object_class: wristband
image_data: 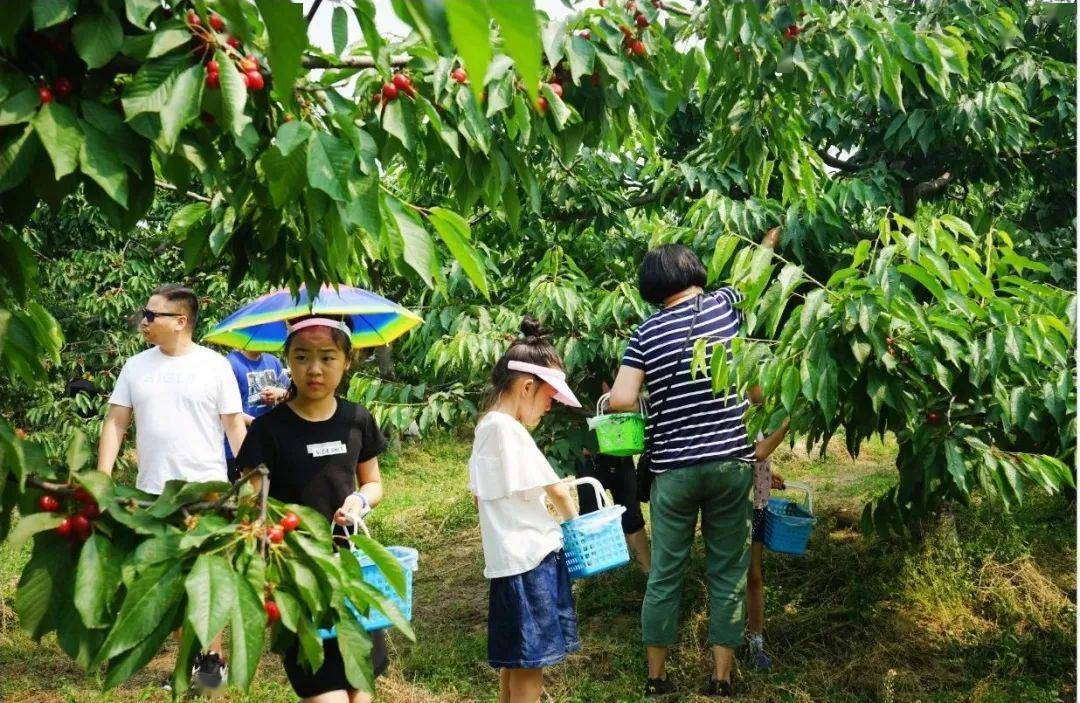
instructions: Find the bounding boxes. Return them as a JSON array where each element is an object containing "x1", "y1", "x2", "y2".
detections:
[{"x1": 350, "y1": 491, "x2": 371, "y2": 516}]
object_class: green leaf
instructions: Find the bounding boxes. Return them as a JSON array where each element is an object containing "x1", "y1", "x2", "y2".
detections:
[
  {"x1": 160, "y1": 65, "x2": 204, "y2": 152},
  {"x1": 445, "y1": 0, "x2": 492, "y2": 105},
  {"x1": 349, "y1": 533, "x2": 407, "y2": 598},
  {"x1": 126, "y1": 0, "x2": 160, "y2": 29},
  {"x1": 103, "y1": 599, "x2": 180, "y2": 689},
  {"x1": 7, "y1": 512, "x2": 63, "y2": 551},
  {"x1": 32, "y1": 103, "x2": 81, "y2": 179},
  {"x1": 99, "y1": 562, "x2": 185, "y2": 662},
  {"x1": 74, "y1": 533, "x2": 123, "y2": 628},
  {"x1": 382, "y1": 97, "x2": 417, "y2": 152},
  {"x1": 275, "y1": 120, "x2": 313, "y2": 156},
  {"x1": 337, "y1": 613, "x2": 375, "y2": 692},
  {"x1": 147, "y1": 24, "x2": 194, "y2": 58},
  {"x1": 429, "y1": 207, "x2": 488, "y2": 298},
  {"x1": 566, "y1": 34, "x2": 596, "y2": 85},
  {"x1": 79, "y1": 120, "x2": 128, "y2": 207},
  {"x1": 73, "y1": 6, "x2": 123, "y2": 69},
  {"x1": 944, "y1": 440, "x2": 967, "y2": 492},
  {"x1": 260, "y1": 144, "x2": 307, "y2": 208},
  {"x1": 297, "y1": 616, "x2": 325, "y2": 672},
  {"x1": 385, "y1": 195, "x2": 437, "y2": 289},
  {"x1": 0, "y1": 125, "x2": 40, "y2": 194},
  {"x1": 896, "y1": 263, "x2": 947, "y2": 302},
  {"x1": 0, "y1": 88, "x2": 39, "y2": 127},
  {"x1": 487, "y1": 0, "x2": 541, "y2": 106},
  {"x1": 255, "y1": 0, "x2": 307, "y2": 107},
  {"x1": 15, "y1": 536, "x2": 72, "y2": 639},
  {"x1": 228, "y1": 573, "x2": 266, "y2": 689},
  {"x1": 332, "y1": 5, "x2": 349, "y2": 54},
  {"x1": 780, "y1": 365, "x2": 799, "y2": 412},
  {"x1": 171, "y1": 620, "x2": 198, "y2": 697},
  {"x1": 306, "y1": 132, "x2": 354, "y2": 201},
  {"x1": 185, "y1": 554, "x2": 237, "y2": 648},
  {"x1": 33, "y1": 0, "x2": 76, "y2": 29},
  {"x1": 216, "y1": 49, "x2": 252, "y2": 136},
  {"x1": 122, "y1": 53, "x2": 188, "y2": 118}
]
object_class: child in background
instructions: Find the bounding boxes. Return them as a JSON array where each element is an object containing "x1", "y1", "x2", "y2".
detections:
[
  {"x1": 746, "y1": 421, "x2": 790, "y2": 670},
  {"x1": 468, "y1": 317, "x2": 583, "y2": 703}
]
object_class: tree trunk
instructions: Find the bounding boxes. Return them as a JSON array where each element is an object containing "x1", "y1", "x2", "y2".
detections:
[{"x1": 374, "y1": 345, "x2": 397, "y2": 380}]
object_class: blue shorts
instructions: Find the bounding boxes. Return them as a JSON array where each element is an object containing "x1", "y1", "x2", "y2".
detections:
[
  {"x1": 488, "y1": 549, "x2": 581, "y2": 669},
  {"x1": 752, "y1": 507, "x2": 767, "y2": 544}
]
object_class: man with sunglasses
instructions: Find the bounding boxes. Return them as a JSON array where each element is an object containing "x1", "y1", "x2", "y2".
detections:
[{"x1": 96, "y1": 283, "x2": 245, "y2": 693}]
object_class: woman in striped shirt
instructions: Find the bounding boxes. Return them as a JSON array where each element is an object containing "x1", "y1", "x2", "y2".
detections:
[{"x1": 609, "y1": 238, "x2": 777, "y2": 699}]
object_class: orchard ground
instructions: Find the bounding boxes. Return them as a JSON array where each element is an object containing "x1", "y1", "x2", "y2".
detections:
[{"x1": 1, "y1": 432, "x2": 1074, "y2": 703}]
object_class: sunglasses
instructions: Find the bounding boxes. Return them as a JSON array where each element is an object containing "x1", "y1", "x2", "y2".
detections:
[{"x1": 140, "y1": 309, "x2": 183, "y2": 323}]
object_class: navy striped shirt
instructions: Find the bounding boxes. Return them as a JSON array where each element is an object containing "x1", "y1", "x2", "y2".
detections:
[{"x1": 622, "y1": 287, "x2": 755, "y2": 471}]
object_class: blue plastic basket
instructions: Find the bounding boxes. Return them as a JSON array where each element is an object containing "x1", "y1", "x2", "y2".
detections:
[
  {"x1": 319, "y1": 520, "x2": 419, "y2": 639},
  {"x1": 762, "y1": 481, "x2": 815, "y2": 556},
  {"x1": 561, "y1": 477, "x2": 630, "y2": 579}
]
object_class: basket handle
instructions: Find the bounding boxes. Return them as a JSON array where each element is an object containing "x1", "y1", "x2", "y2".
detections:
[
  {"x1": 331, "y1": 513, "x2": 372, "y2": 540},
  {"x1": 566, "y1": 476, "x2": 612, "y2": 510},
  {"x1": 596, "y1": 391, "x2": 648, "y2": 419},
  {"x1": 777, "y1": 480, "x2": 813, "y2": 514}
]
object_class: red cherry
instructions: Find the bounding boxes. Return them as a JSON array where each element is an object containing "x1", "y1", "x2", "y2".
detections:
[
  {"x1": 652, "y1": 0, "x2": 663, "y2": 7},
  {"x1": 268, "y1": 525, "x2": 285, "y2": 543},
  {"x1": 629, "y1": 40, "x2": 646, "y2": 56},
  {"x1": 626, "y1": 1, "x2": 637, "y2": 11},
  {"x1": 451, "y1": 67, "x2": 468, "y2": 84},
  {"x1": 239, "y1": 56, "x2": 258, "y2": 72},
  {"x1": 590, "y1": 71, "x2": 601, "y2": 87},
  {"x1": 926, "y1": 411, "x2": 942, "y2": 425},
  {"x1": 162, "y1": 6, "x2": 174, "y2": 19},
  {"x1": 38, "y1": 87, "x2": 53, "y2": 104},
  {"x1": 209, "y1": 13, "x2": 225, "y2": 31},
  {"x1": 619, "y1": 24, "x2": 634, "y2": 37},
  {"x1": 548, "y1": 81, "x2": 564, "y2": 98},
  {"x1": 206, "y1": 72, "x2": 220, "y2": 88},
  {"x1": 200, "y1": 112, "x2": 215, "y2": 125},
  {"x1": 226, "y1": 35, "x2": 241, "y2": 49},
  {"x1": 264, "y1": 600, "x2": 281, "y2": 622},
  {"x1": 73, "y1": 487, "x2": 93, "y2": 503},
  {"x1": 381, "y1": 83, "x2": 399, "y2": 101},
  {"x1": 392, "y1": 73, "x2": 411, "y2": 90},
  {"x1": 14, "y1": 428, "x2": 26, "y2": 439},
  {"x1": 280, "y1": 512, "x2": 301, "y2": 532},
  {"x1": 80, "y1": 501, "x2": 101, "y2": 520},
  {"x1": 599, "y1": 0, "x2": 605, "y2": 5},
  {"x1": 635, "y1": 12, "x2": 649, "y2": 27},
  {"x1": 372, "y1": 90, "x2": 382, "y2": 103},
  {"x1": 71, "y1": 514, "x2": 91, "y2": 541},
  {"x1": 536, "y1": 96, "x2": 549, "y2": 115},
  {"x1": 580, "y1": 30, "x2": 591, "y2": 40},
  {"x1": 56, "y1": 517, "x2": 73, "y2": 538},
  {"x1": 245, "y1": 70, "x2": 264, "y2": 90},
  {"x1": 38, "y1": 495, "x2": 60, "y2": 512},
  {"x1": 54, "y1": 77, "x2": 74, "y2": 98},
  {"x1": 206, "y1": 60, "x2": 220, "y2": 73},
  {"x1": 186, "y1": 11, "x2": 200, "y2": 27}
]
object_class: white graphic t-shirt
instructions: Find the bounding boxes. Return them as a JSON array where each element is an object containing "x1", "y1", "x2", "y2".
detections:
[{"x1": 109, "y1": 345, "x2": 243, "y2": 494}]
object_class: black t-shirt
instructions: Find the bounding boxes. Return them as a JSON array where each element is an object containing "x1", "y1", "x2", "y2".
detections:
[{"x1": 235, "y1": 398, "x2": 388, "y2": 521}]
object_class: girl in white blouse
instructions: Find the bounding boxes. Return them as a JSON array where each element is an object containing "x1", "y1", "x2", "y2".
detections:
[{"x1": 468, "y1": 317, "x2": 582, "y2": 703}]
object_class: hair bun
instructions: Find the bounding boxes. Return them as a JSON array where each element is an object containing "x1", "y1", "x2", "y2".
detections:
[{"x1": 519, "y1": 315, "x2": 548, "y2": 342}]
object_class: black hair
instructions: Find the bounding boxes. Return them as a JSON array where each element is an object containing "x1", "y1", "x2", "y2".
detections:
[
  {"x1": 152, "y1": 284, "x2": 198, "y2": 328},
  {"x1": 482, "y1": 316, "x2": 564, "y2": 412},
  {"x1": 637, "y1": 244, "x2": 708, "y2": 305},
  {"x1": 281, "y1": 315, "x2": 354, "y2": 401}
]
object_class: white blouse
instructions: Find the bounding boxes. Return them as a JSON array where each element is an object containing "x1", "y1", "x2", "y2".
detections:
[{"x1": 468, "y1": 411, "x2": 564, "y2": 578}]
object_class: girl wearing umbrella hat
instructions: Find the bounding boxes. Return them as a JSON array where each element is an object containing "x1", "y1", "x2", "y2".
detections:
[{"x1": 234, "y1": 315, "x2": 389, "y2": 703}]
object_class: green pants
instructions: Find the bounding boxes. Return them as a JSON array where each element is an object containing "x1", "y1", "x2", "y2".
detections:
[{"x1": 641, "y1": 459, "x2": 752, "y2": 648}]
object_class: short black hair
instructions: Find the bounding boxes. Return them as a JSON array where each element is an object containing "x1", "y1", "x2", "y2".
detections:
[
  {"x1": 637, "y1": 244, "x2": 708, "y2": 305},
  {"x1": 152, "y1": 284, "x2": 198, "y2": 328}
]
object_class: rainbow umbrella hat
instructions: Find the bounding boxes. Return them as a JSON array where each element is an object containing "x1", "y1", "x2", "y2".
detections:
[{"x1": 203, "y1": 285, "x2": 423, "y2": 352}]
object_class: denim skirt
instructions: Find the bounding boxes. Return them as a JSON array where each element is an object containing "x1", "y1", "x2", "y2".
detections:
[{"x1": 488, "y1": 549, "x2": 580, "y2": 669}]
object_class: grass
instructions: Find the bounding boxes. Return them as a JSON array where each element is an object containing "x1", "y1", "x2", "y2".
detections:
[{"x1": 1, "y1": 430, "x2": 1075, "y2": 702}]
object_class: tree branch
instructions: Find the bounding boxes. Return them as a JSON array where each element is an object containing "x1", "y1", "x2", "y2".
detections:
[
  {"x1": 302, "y1": 53, "x2": 411, "y2": 70},
  {"x1": 914, "y1": 172, "x2": 953, "y2": 198},
  {"x1": 305, "y1": 0, "x2": 324, "y2": 24},
  {"x1": 154, "y1": 179, "x2": 212, "y2": 204},
  {"x1": 546, "y1": 185, "x2": 698, "y2": 222},
  {"x1": 817, "y1": 149, "x2": 864, "y2": 173}
]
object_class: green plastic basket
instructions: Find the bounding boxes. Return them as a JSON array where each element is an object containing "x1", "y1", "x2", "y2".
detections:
[{"x1": 587, "y1": 393, "x2": 646, "y2": 457}]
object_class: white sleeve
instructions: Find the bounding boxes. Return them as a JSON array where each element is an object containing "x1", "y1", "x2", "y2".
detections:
[
  {"x1": 469, "y1": 419, "x2": 559, "y2": 501},
  {"x1": 108, "y1": 361, "x2": 133, "y2": 408},
  {"x1": 216, "y1": 357, "x2": 243, "y2": 414}
]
